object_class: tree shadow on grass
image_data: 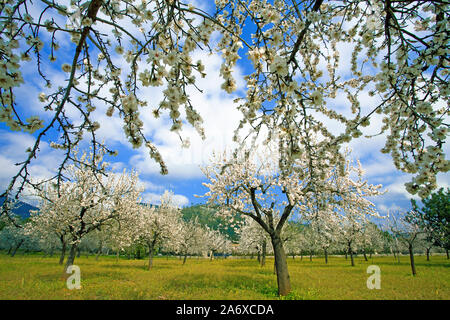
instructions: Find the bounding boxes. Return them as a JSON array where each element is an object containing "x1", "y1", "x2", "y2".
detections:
[
  {"x1": 415, "y1": 262, "x2": 450, "y2": 268},
  {"x1": 101, "y1": 262, "x2": 176, "y2": 271}
]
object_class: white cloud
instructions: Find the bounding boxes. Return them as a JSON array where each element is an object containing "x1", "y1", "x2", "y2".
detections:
[
  {"x1": 127, "y1": 48, "x2": 245, "y2": 180},
  {"x1": 377, "y1": 203, "x2": 404, "y2": 215},
  {"x1": 0, "y1": 130, "x2": 66, "y2": 202},
  {"x1": 142, "y1": 191, "x2": 189, "y2": 208}
]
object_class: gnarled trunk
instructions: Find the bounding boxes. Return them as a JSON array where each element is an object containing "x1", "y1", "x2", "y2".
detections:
[
  {"x1": 348, "y1": 243, "x2": 354, "y2": 267},
  {"x1": 11, "y1": 239, "x2": 24, "y2": 257},
  {"x1": 59, "y1": 241, "x2": 67, "y2": 265},
  {"x1": 271, "y1": 234, "x2": 291, "y2": 296},
  {"x1": 64, "y1": 243, "x2": 78, "y2": 272}
]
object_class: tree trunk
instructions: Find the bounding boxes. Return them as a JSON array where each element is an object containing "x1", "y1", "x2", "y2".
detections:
[
  {"x1": 426, "y1": 248, "x2": 430, "y2": 261},
  {"x1": 59, "y1": 241, "x2": 67, "y2": 265},
  {"x1": 95, "y1": 242, "x2": 102, "y2": 261},
  {"x1": 97, "y1": 250, "x2": 103, "y2": 260},
  {"x1": 183, "y1": 253, "x2": 188, "y2": 265},
  {"x1": 147, "y1": 241, "x2": 155, "y2": 270},
  {"x1": 363, "y1": 249, "x2": 368, "y2": 262},
  {"x1": 136, "y1": 247, "x2": 141, "y2": 260},
  {"x1": 271, "y1": 234, "x2": 291, "y2": 296},
  {"x1": 408, "y1": 244, "x2": 416, "y2": 276},
  {"x1": 11, "y1": 239, "x2": 24, "y2": 257},
  {"x1": 261, "y1": 239, "x2": 267, "y2": 267},
  {"x1": 446, "y1": 249, "x2": 449, "y2": 259},
  {"x1": 64, "y1": 243, "x2": 78, "y2": 272},
  {"x1": 257, "y1": 250, "x2": 261, "y2": 264},
  {"x1": 348, "y1": 244, "x2": 354, "y2": 267},
  {"x1": 324, "y1": 248, "x2": 328, "y2": 264}
]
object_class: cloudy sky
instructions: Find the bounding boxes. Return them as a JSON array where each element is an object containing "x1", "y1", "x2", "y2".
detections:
[{"x1": 1, "y1": 1, "x2": 448, "y2": 214}]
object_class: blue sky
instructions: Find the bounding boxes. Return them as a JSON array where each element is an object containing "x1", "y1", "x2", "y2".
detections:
[{"x1": 1, "y1": 0, "x2": 448, "y2": 215}]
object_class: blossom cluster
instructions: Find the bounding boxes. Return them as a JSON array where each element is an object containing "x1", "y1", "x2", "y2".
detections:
[{"x1": 0, "y1": 0, "x2": 448, "y2": 216}]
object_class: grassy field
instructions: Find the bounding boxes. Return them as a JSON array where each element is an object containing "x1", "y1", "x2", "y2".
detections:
[{"x1": 0, "y1": 252, "x2": 448, "y2": 300}]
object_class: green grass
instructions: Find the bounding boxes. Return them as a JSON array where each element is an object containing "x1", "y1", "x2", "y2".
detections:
[{"x1": 0, "y1": 252, "x2": 448, "y2": 299}]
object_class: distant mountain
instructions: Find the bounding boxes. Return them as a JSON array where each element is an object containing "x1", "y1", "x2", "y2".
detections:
[{"x1": 0, "y1": 197, "x2": 38, "y2": 220}]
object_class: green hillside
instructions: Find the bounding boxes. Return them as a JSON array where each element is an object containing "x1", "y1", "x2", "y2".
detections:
[{"x1": 181, "y1": 204, "x2": 243, "y2": 242}]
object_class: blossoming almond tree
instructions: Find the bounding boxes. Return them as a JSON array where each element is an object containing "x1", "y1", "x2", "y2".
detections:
[
  {"x1": 135, "y1": 190, "x2": 182, "y2": 270},
  {"x1": 359, "y1": 220, "x2": 385, "y2": 261},
  {"x1": 203, "y1": 226, "x2": 232, "y2": 260},
  {"x1": 332, "y1": 158, "x2": 385, "y2": 266},
  {"x1": 25, "y1": 207, "x2": 71, "y2": 265},
  {"x1": 385, "y1": 210, "x2": 423, "y2": 276},
  {"x1": 201, "y1": 143, "x2": 384, "y2": 295},
  {"x1": 302, "y1": 224, "x2": 321, "y2": 261},
  {"x1": 173, "y1": 217, "x2": 206, "y2": 265},
  {"x1": 237, "y1": 216, "x2": 270, "y2": 265},
  {"x1": 307, "y1": 211, "x2": 340, "y2": 264},
  {"x1": 1, "y1": 1, "x2": 448, "y2": 223},
  {"x1": 30, "y1": 148, "x2": 143, "y2": 271},
  {"x1": 0, "y1": 220, "x2": 27, "y2": 256}
]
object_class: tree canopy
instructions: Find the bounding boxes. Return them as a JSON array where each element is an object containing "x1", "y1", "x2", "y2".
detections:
[{"x1": 0, "y1": 0, "x2": 448, "y2": 219}]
